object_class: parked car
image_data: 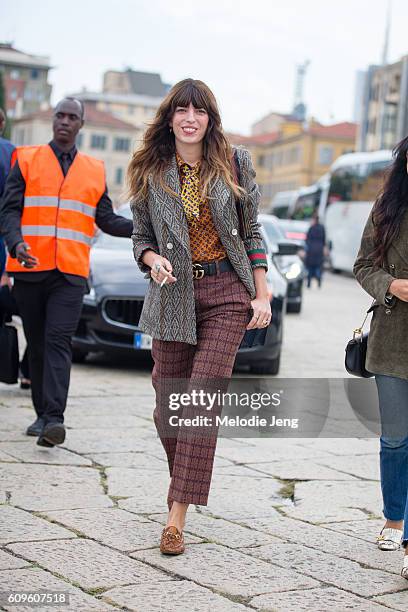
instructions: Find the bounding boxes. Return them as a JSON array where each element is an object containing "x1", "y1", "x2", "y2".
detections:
[
  {"x1": 72, "y1": 204, "x2": 288, "y2": 375},
  {"x1": 259, "y1": 214, "x2": 305, "y2": 314},
  {"x1": 276, "y1": 218, "x2": 309, "y2": 251}
]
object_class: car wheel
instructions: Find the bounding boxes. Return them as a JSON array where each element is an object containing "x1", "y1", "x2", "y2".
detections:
[
  {"x1": 251, "y1": 354, "x2": 281, "y2": 376},
  {"x1": 287, "y1": 301, "x2": 302, "y2": 314},
  {"x1": 72, "y1": 348, "x2": 88, "y2": 363}
]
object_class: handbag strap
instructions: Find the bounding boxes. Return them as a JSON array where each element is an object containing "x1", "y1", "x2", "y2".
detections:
[{"x1": 353, "y1": 298, "x2": 376, "y2": 339}]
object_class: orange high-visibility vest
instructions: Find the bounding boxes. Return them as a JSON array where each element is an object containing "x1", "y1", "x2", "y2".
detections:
[{"x1": 7, "y1": 144, "x2": 105, "y2": 278}]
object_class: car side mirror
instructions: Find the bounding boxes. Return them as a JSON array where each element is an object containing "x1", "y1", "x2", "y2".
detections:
[{"x1": 277, "y1": 241, "x2": 300, "y2": 256}]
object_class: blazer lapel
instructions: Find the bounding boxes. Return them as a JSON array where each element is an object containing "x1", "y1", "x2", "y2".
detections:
[
  {"x1": 152, "y1": 155, "x2": 190, "y2": 251},
  {"x1": 208, "y1": 175, "x2": 235, "y2": 228}
]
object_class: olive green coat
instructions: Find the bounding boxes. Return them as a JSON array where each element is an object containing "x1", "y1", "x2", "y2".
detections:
[{"x1": 353, "y1": 211, "x2": 408, "y2": 379}]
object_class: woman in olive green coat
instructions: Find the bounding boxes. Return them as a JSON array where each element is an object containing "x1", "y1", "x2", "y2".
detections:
[{"x1": 354, "y1": 136, "x2": 408, "y2": 578}]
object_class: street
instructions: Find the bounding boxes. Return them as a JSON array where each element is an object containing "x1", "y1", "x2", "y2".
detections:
[{"x1": 0, "y1": 272, "x2": 407, "y2": 611}]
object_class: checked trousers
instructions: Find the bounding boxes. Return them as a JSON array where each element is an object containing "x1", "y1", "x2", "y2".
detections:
[{"x1": 151, "y1": 270, "x2": 252, "y2": 506}]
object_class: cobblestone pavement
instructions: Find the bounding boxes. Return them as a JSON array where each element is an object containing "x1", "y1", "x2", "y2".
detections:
[{"x1": 1, "y1": 273, "x2": 407, "y2": 611}]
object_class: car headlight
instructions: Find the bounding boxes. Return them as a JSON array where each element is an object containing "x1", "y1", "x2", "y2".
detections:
[
  {"x1": 83, "y1": 286, "x2": 97, "y2": 306},
  {"x1": 285, "y1": 262, "x2": 302, "y2": 280}
]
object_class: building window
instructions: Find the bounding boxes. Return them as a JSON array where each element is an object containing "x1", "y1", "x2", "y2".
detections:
[
  {"x1": 76, "y1": 133, "x2": 84, "y2": 148},
  {"x1": 10, "y1": 88, "x2": 18, "y2": 100},
  {"x1": 31, "y1": 69, "x2": 39, "y2": 79},
  {"x1": 115, "y1": 167, "x2": 124, "y2": 185},
  {"x1": 113, "y1": 137, "x2": 130, "y2": 152},
  {"x1": 318, "y1": 146, "x2": 334, "y2": 166},
  {"x1": 91, "y1": 134, "x2": 107, "y2": 150},
  {"x1": 10, "y1": 69, "x2": 20, "y2": 80}
]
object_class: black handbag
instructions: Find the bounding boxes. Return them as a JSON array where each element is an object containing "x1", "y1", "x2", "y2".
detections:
[
  {"x1": 345, "y1": 301, "x2": 375, "y2": 378},
  {"x1": 231, "y1": 149, "x2": 252, "y2": 240},
  {"x1": 0, "y1": 317, "x2": 19, "y2": 384}
]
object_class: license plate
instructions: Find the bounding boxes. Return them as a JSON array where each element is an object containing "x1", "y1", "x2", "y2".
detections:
[{"x1": 133, "y1": 332, "x2": 152, "y2": 350}]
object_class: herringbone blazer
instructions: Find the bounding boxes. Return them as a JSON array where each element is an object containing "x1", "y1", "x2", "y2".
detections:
[{"x1": 131, "y1": 147, "x2": 266, "y2": 345}]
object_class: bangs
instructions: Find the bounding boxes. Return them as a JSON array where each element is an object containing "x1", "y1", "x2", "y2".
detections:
[{"x1": 171, "y1": 81, "x2": 212, "y2": 112}]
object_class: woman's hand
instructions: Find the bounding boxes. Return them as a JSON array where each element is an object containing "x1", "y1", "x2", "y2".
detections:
[
  {"x1": 389, "y1": 279, "x2": 408, "y2": 302},
  {"x1": 150, "y1": 256, "x2": 177, "y2": 286},
  {"x1": 247, "y1": 297, "x2": 272, "y2": 330}
]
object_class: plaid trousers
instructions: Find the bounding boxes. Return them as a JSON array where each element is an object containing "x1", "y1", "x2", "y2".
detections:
[{"x1": 151, "y1": 269, "x2": 252, "y2": 506}]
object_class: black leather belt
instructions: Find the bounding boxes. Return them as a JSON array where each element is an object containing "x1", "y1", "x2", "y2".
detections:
[{"x1": 192, "y1": 258, "x2": 234, "y2": 279}]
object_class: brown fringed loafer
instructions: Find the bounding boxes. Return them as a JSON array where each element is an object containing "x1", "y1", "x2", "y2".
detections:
[{"x1": 160, "y1": 526, "x2": 185, "y2": 555}]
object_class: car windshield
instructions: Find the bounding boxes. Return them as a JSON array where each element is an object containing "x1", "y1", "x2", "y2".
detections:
[
  {"x1": 93, "y1": 205, "x2": 132, "y2": 250},
  {"x1": 261, "y1": 219, "x2": 285, "y2": 245}
]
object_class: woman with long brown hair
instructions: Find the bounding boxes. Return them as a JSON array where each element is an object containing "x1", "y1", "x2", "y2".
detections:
[
  {"x1": 127, "y1": 79, "x2": 270, "y2": 554},
  {"x1": 354, "y1": 136, "x2": 408, "y2": 578}
]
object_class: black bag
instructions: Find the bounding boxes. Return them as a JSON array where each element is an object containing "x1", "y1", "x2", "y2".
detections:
[
  {"x1": 0, "y1": 320, "x2": 19, "y2": 384},
  {"x1": 231, "y1": 149, "x2": 252, "y2": 240},
  {"x1": 345, "y1": 301, "x2": 375, "y2": 378}
]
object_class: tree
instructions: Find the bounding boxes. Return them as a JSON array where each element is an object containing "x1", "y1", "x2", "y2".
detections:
[{"x1": 0, "y1": 71, "x2": 11, "y2": 139}]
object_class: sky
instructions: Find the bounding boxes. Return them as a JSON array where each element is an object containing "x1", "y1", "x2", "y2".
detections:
[{"x1": 2, "y1": 0, "x2": 407, "y2": 134}]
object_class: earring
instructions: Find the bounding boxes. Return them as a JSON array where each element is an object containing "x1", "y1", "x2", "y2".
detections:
[{"x1": 169, "y1": 126, "x2": 173, "y2": 133}]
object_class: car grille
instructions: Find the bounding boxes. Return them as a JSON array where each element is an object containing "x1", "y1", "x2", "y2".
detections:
[{"x1": 103, "y1": 298, "x2": 144, "y2": 328}]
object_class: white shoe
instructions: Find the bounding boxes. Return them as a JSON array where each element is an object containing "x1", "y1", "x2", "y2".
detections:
[
  {"x1": 401, "y1": 555, "x2": 408, "y2": 579},
  {"x1": 377, "y1": 528, "x2": 402, "y2": 551}
]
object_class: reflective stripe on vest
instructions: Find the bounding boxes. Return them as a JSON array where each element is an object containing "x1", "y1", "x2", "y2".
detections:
[
  {"x1": 6, "y1": 144, "x2": 105, "y2": 277},
  {"x1": 20, "y1": 225, "x2": 93, "y2": 246}
]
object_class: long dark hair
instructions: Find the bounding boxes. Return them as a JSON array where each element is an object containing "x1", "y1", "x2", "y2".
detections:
[
  {"x1": 372, "y1": 136, "x2": 408, "y2": 265},
  {"x1": 127, "y1": 78, "x2": 243, "y2": 203}
]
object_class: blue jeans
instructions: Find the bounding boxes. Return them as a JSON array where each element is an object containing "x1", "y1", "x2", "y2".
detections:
[
  {"x1": 376, "y1": 374, "x2": 408, "y2": 545},
  {"x1": 306, "y1": 265, "x2": 322, "y2": 287}
]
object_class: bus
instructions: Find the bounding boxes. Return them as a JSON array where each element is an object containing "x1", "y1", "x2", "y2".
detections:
[
  {"x1": 268, "y1": 190, "x2": 299, "y2": 218},
  {"x1": 324, "y1": 150, "x2": 393, "y2": 273}
]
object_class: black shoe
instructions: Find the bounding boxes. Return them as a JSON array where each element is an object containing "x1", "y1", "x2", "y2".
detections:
[
  {"x1": 26, "y1": 417, "x2": 45, "y2": 437},
  {"x1": 37, "y1": 423, "x2": 66, "y2": 447}
]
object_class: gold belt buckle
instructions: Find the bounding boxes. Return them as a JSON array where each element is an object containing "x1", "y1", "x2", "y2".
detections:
[{"x1": 192, "y1": 263, "x2": 205, "y2": 279}]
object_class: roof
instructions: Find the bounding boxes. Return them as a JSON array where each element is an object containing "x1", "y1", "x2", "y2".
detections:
[
  {"x1": 71, "y1": 90, "x2": 162, "y2": 108},
  {"x1": 0, "y1": 43, "x2": 51, "y2": 70},
  {"x1": 228, "y1": 121, "x2": 357, "y2": 147},
  {"x1": 308, "y1": 122, "x2": 357, "y2": 140},
  {"x1": 13, "y1": 104, "x2": 137, "y2": 130},
  {"x1": 125, "y1": 69, "x2": 169, "y2": 97}
]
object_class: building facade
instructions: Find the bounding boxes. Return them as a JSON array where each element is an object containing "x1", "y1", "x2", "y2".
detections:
[
  {"x1": 12, "y1": 104, "x2": 138, "y2": 206},
  {"x1": 230, "y1": 121, "x2": 356, "y2": 209},
  {"x1": 356, "y1": 55, "x2": 408, "y2": 152},
  {"x1": 0, "y1": 43, "x2": 52, "y2": 118}
]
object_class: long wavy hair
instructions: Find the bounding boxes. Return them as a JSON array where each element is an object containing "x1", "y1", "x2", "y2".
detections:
[
  {"x1": 127, "y1": 78, "x2": 243, "y2": 203},
  {"x1": 372, "y1": 136, "x2": 408, "y2": 265}
]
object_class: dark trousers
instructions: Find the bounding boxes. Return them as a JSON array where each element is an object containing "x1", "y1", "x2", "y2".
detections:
[
  {"x1": 306, "y1": 265, "x2": 322, "y2": 288},
  {"x1": 13, "y1": 272, "x2": 84, "y2": 424},
  {"x1": 152, "y1": 270, "x2": 251, "y2": 506}
]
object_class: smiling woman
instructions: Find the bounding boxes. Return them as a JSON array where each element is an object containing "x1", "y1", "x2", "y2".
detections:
[{"x1": 126, "y1": 78, "x2": 270, "y2": 555}]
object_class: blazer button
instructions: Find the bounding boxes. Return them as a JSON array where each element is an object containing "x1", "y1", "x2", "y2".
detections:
[
  {"x1": 231, "y1": 228, "x2": 238, "y2": 236},
  {"x1": 166, "y1": 243, "x2": 173, "y2": 249},
  {"x1": 385, "y1": 308, "x2": 391, "y2": 315}
]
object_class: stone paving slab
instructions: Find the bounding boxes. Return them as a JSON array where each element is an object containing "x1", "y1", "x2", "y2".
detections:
[
  {"x1": 240, "y1": 515, "x2": 401, "y2": 573},
  {"x1": 250, "y1": 586, "x2": 393, "y2": 611},
  {"x1": 65, "y1": 412, "x2": 150, "y2": 430},
  {"x1": 62, "y1": 428, "x2": 162, "y2": 454},
  {"x1": 0, "y1": 442, "x2": 93, "y2": 466},
  {"x1": 320, "y1": 518, "x2": 385, "y2": 543},
  {"x1": 244, "y1": 541, "x2": 407, "y2": 597},
  {"x1": 83, "y1": 451, "x2": 168, "y2": 470},
  {"x1": 149, "y1": 512, "x2": 281, "y2": 549},
  {"x1": 199, "y1": 474, "x2": 283, "y2": 520},
  {"x1": 0, "y1": 549, "x2": 31, "y2": 570},
  {"x1": 242, "y1": 459, "x2": 359, "y2": 481},
  {"x1": 282, "y1": 480, "x2": 382, "y2": 523},
  {"x1": 0, "y1": 464, "x2": 111, "y2": 511},
  {"x1": 0, "y1": 449, "x2": 18, "y2": 461},
  {"x1": 103, "y1": 580, "x2": 250, "y2": 611},
  {"x1": 106, "y1": 466, "x2": 170, "y2": 498},
  {"x1": 0, "y1": 507, "x2": 75, "y2": 545},
  {"x1": 8, "y1": 539, "x2": 174, "y2": 590},
  {"x1": 374, "y1": 590, "x2": 408, "y2": 611},
  {"x1": 0, "y1": 568, "x2": 116, "y2": 611},
  {"x1": 215, "y1": 439, "x2": 331, "y2": 464},
  {"x1": 316, "y1": 454, "x2": 380, "y2": 481},
  {"x1": 296, "y1": 438, "x2": 380, "y2": 456},
  {"x1": 44, "y1": 508, "x2": 202, "y2": 551},
  {"x1": 132, "y1": 543, "x2": 320, "y2": 597}
]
